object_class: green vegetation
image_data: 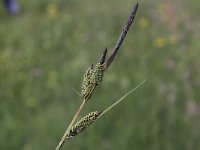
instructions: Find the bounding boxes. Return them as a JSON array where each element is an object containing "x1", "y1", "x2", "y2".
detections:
[{"x1": 0, "y1": 0, "x2": 200, "y2": 149}]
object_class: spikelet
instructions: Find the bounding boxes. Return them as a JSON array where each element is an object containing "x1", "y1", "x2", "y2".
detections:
[
  {"x1": 81, "y1": 65, "x2": 93, "y2": 99},
  {"x1": 91, "y1": 63, "x2": 105, "y2": 85},
  {"x1": 66, "y1": 111, "x2": 102, "y2": 139}
]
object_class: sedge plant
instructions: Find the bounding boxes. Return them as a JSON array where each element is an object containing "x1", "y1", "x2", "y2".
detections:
[{"x1": 55, "y1": 2, "x2": 153, "y2": 149}]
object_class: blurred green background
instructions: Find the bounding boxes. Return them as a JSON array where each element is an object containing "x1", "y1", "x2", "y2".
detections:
[{"x1": 0, "y1": 0, "x2": 200, "y2": 149}]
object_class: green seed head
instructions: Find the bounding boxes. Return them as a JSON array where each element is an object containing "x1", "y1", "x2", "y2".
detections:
[
  {"x1": 66, "y1": 111, "x2": 102, "y2": 139},
  {"x1": 91, "y1": 63, "x2": 105, "y2": 85},
  {"x1": 81, "y1": 66, "x2": 93, "y2": 99}
]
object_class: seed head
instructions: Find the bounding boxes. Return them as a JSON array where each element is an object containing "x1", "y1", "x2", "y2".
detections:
[{"x1": 66, "y1": 111, "x2": 102, "y2": 139}]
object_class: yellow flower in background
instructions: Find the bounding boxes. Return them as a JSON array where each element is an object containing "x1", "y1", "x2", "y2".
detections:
[
  {"x1": 139, "y1": 17, "x2": 150, "y2": 28},
  {"x1": 47, "y1": 2, "x2": 57, "y2": 18},
  {"x1": 154, "y1": 37, "x2": 167, "y2": 48}
]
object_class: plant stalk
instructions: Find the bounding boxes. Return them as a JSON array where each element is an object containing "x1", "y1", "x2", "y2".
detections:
[{"x1": 55, "y1": 99, "x2": 86, "y2": 150}]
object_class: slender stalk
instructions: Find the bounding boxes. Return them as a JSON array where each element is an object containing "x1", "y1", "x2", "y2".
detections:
[
  {"x1": 56, "y1": 84, "x2": 97, "y2": 150},
  {"x1": 58, "y1": 74, "x2": 154, "y2": 141},
  {"x1": 55, "y1": 99, "x2": 86, "y2": 150},
  {"x1": 56, "y1": 85, "x2": 97, "y2": 150},
  {"x1": 98, "y1": 73, "x2": 154, "y2": 118}
]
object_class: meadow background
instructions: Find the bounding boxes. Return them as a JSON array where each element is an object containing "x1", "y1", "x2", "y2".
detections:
[{"x1": 0, "y1": 0, "x2": 200, "y2": 149}]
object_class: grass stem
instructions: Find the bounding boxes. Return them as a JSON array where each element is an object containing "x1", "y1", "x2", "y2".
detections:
[
  {"x1": 99, "y1": 73, "x2": 154, "y2": 118},
  {"x1": 55, "y1": 99, "x2": 86, "y2": 150}
]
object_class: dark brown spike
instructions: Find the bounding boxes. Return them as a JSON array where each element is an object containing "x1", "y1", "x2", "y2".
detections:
[
  {"x1": 100, "y1": 47, "x2": 108, "y2": 65},
  {"x1": 105, "y1": 3, "x2": 139, "y2": 69}
]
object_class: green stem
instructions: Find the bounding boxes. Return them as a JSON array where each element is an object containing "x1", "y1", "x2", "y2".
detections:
[
  {"x1": 99, "y1": 74, "x2": 154, "y2": 118},
  {"x1": 56, "y1": 74, "x2": 154, "y2": 149},
  {"x1": 55, "y1": 99, "x2": 86, "y2": 150},
  {"x1": 55, "y1": 84, "x2": 97, "y2": 150}
]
